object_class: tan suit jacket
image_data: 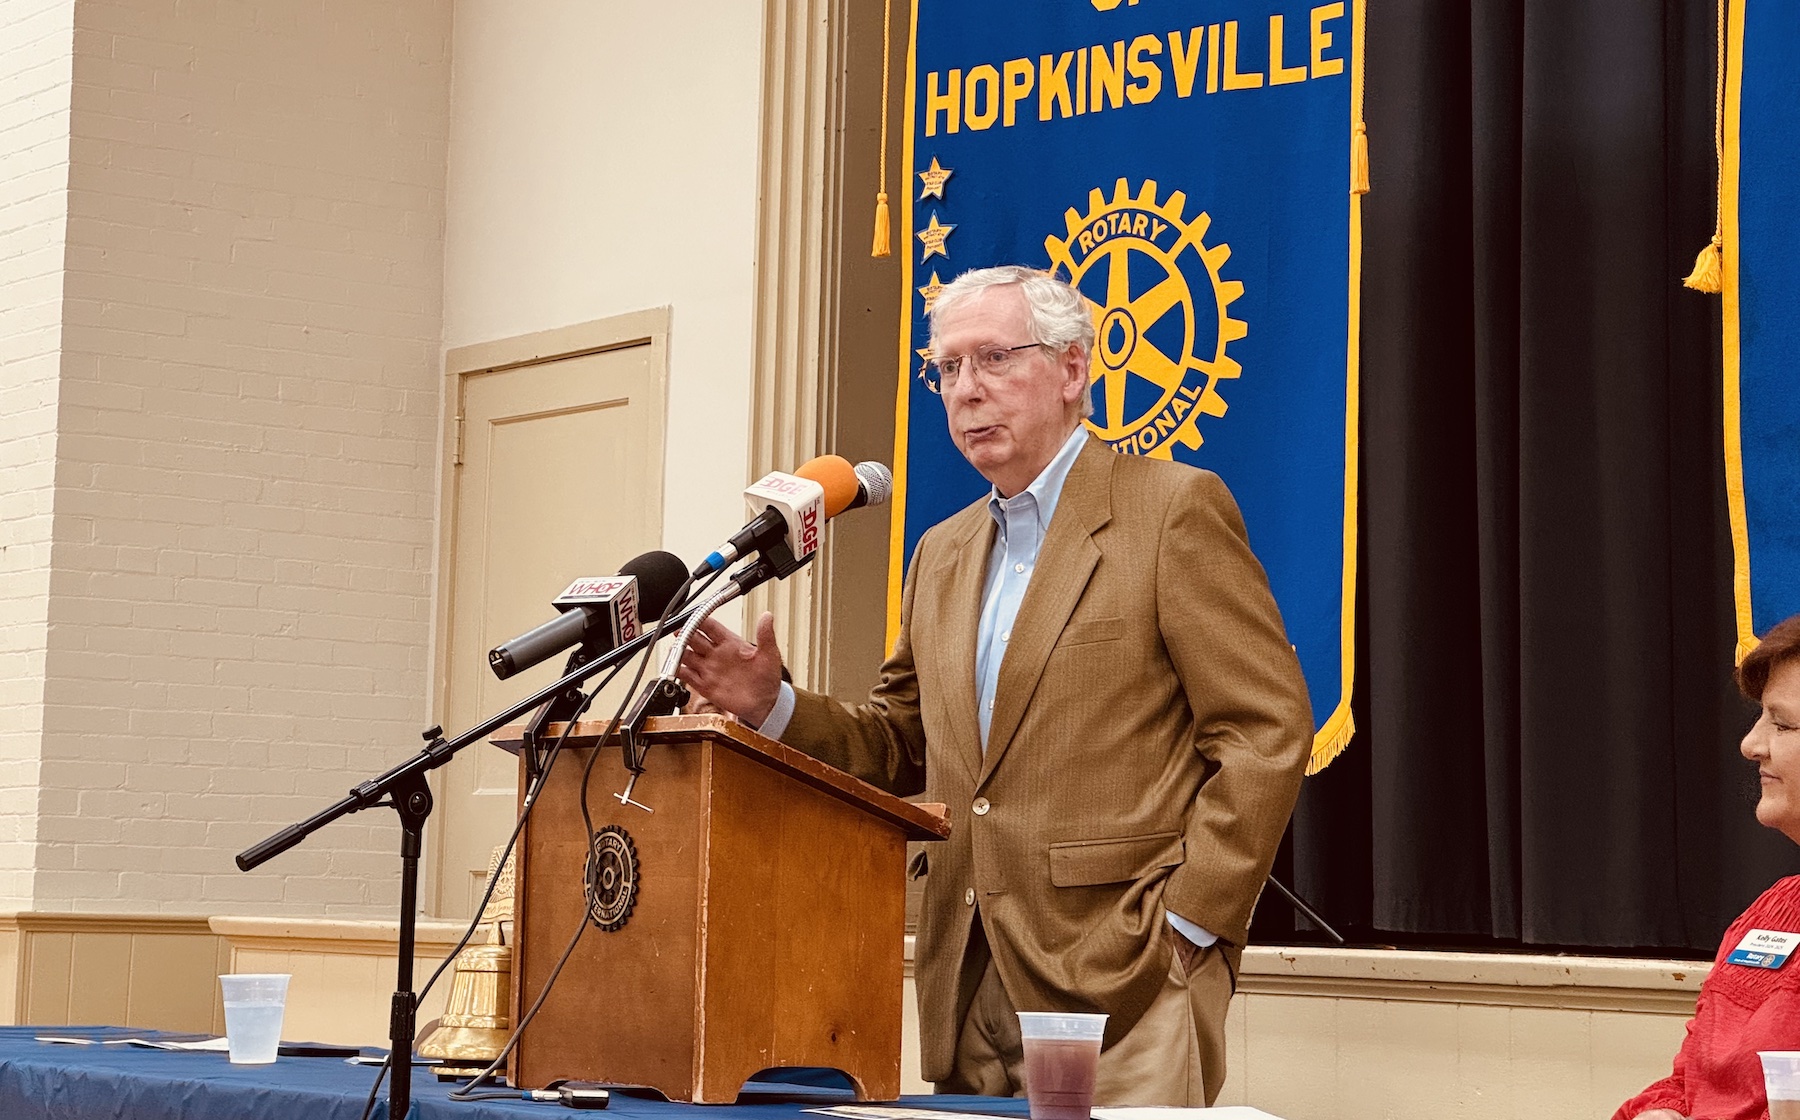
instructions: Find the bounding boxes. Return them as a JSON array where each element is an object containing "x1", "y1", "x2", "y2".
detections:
[{"x1": 782, "y1": 435, "x2": 1311, "y2": 1082}]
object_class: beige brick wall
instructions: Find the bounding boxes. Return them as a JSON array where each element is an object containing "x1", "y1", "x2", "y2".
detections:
[
  {"x1": 27, "y1": 0, "x2": 452, "y2": 914},
  {"x1": 0, "y1": 0, "x2": 77, "y2": 911}
]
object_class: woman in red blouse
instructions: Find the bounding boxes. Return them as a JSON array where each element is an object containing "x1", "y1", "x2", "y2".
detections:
[{"x1": 1617, "y1": 613, "x2": 1800, "y2": 1120}]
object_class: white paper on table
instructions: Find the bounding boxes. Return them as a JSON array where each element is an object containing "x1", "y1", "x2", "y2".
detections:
[
  {"x1": 142, "y1": 1037, "x2": 230, "y2": 1052},
  {"x1": 1095, "y1": 1108, "x2": 1288, "y2": 1120},
  {"x1": 808, "y1": 1107, "x2": 1286, "y2": 1120},
  {"x1": 34, "y1": 1035, "x2": 230, "y2": 1052},
  {"x1": 808, "y1": 1108, "x2": 1010, "y2": 1120}
]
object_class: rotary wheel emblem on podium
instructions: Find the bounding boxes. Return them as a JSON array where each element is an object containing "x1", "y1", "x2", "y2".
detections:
[{"x1": 584, "y1": 825, "x2": 639, "y2": 932}]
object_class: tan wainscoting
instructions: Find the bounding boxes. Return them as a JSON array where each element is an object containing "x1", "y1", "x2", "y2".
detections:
[
  {"x1": 1221, "y1": 947, "x2": 1702, "y2": 1120},
  {"x1": 211, "y1": 917, "x2": 471, "y2": 1047},
  {"x1": 0, "y1": 918, "x2": 1706, "y2": 1112},
  {"x1": 0, "y1": 914, "x2": 227, "y2": 1033},
  {"x1": 901, "y1": 941, "x2": 1701, "y2": 1115},
  {"x1": 901, "y1": 936, "x2": 926, "y2": 1093}
]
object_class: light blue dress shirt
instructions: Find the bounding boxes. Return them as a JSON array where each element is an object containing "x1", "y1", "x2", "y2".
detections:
[
  {"x1": 756, "y1": 425, "x2": 1213, "y2": 948},
  {"x1": 973, "y1": 425, "x2": 1087, "y2": 748}
]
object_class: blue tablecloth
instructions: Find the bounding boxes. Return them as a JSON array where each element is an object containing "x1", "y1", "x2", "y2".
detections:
[{"x1": 0, "y1": 1027, "x2": 1030, "y2": 1120}]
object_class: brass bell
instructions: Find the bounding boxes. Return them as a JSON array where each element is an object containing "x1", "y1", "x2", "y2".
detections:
[
  {"x1": 418, "y1": 846, "x2": 515, "y2": 1076},
  {"x1": 416, "y1": 935, "x2": 512, "y2": 1074}
]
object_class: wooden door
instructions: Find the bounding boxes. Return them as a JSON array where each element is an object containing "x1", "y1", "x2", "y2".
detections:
[{"x1": 433, "y1": 313, "x2": 666, "y2": 918}]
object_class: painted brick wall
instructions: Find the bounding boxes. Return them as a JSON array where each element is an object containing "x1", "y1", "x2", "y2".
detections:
[
  {"x1": 36, "y1": 0, "x2": 451, "y2": 913},
  {"x1": 0, "y1": 0, "x2": 77, "y2": 911}
]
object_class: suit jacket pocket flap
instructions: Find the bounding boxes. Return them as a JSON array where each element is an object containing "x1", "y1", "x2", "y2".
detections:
[
  {"x1": 1048, "y1": 831, "x2": 1184, "y2": 888},
  {"x1": 1058, "y1": 616, "x2": 1124, "y2": 646}
]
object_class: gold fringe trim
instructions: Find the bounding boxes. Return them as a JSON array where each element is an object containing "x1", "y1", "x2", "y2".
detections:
[
  {"x1": 1304, "y1": 0, "x2": 1368, "y2": 774},
  {"x1": 1305, "y1": 711, "x2": 1355, "y2": 776},
  {"x1": 872, "y1": 191, "x2": 892, "y2": 258},
  {"x1": 1684, "y1": 236, "x2": 1723, "y2": 293},
  {"x1": 1721, "y1": 0, "x2": 1752, "y2": 662}
]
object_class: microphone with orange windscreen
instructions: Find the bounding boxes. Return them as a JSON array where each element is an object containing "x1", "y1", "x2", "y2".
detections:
[{"x1": 691, "y1": 455, "x2": 894, "y2": 578}]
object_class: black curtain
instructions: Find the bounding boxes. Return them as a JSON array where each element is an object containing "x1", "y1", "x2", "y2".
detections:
[{"x1": 1256, "y1": 0, "x2": 1800, "y2": 954}]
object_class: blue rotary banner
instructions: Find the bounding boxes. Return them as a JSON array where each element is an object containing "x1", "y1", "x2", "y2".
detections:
[
  {"x1": 1725, "y1": 1, "x2": 1800, "y2": 657},
  {"x1": 887, "y1": 0, "x2": 1364, "y2": 770}
]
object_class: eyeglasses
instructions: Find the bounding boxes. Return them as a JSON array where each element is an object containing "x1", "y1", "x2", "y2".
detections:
[{"x1": 922, "y1": 342, "x2": 1046, "y2": 395}]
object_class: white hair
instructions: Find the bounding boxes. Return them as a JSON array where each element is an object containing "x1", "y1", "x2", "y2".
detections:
[{"x1": 928, "y1": 266, "x2": 1095, "y2": 418}]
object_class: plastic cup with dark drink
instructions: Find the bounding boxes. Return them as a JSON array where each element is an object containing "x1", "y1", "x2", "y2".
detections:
[
  {"x1": 1761, "y1": 1051, "x2": 1800, "y2": 1120},
  {"x1": 1017, "y1": 1011, "x2": 1107, "y2": 1120}
]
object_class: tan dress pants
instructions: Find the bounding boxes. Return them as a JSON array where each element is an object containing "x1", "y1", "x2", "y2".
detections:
[{"x1": 934, "y1": 926, "x2": 1235, "y2": 1106}]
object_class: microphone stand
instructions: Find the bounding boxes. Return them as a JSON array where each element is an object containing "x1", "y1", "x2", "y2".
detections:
[
  {"x1": 234, "y1": 558, "x2": 784, "y2": 1120},
  {"x1": 1266, "y1": 874, "x2": 1345, "y2": 943},
  {"x1": 607, "y1": 552, "x2": 807, "y2": 813},
  {"x1": 519, "y1": 640, "x2": 606, "y2": 786}
]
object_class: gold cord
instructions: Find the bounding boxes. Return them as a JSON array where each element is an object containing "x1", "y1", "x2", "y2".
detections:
[
  {"x1": 871, "y1": 0, "x2": 894, "y2": 258},
  {"x1": 1351, "y1": 0, "x2": 1369, "y2": 195},
  {"x1": 1684, "y1": 0, "x2": 1726, "y2": 292}
]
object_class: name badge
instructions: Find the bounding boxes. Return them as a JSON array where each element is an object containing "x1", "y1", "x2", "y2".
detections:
[{"x1": 1727, "y1": 928, "x2": 1800, "y2": 969}]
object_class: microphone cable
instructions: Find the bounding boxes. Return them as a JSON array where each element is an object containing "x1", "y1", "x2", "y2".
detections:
[
  {"x1": 355, "y1": 646, "x2": 642, "y2": 1120},
  {"x1": 446, "y1": 566, "x2": 715, "y2": 1102},
  {"x1": 358, "y1": 566, "x2": 722, "y2": 1118}
]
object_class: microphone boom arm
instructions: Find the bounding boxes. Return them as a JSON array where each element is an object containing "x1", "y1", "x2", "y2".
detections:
[
  {"x1": 234, "y1": 557, "x2": 789, "y2": 874},
  {"x1": 230, "y1": 550, "x2": 804, "y2": 1120},
  {"x1": 617, "y1": 552, "x2": 808, "y2": 775}
]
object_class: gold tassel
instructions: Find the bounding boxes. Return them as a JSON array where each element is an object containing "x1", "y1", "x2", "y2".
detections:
[
  {"x1": 871, "y1": 0, "x2": 894, "y2": 260},
  {"x1": 1351, "y1": 122, "x2": 1370, "y2": 195},
  {"x1": 872, "y1": 191, "x2": 891, "y2": 258},
  {"x1": 1684, "y1": 236, "x2": 1723, "y2": 293},
  {"x1": 1687, "y1": 0, "x2": 1726, "y2": 295}
]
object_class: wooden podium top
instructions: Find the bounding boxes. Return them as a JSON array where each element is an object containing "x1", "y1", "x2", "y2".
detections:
[{"x1": 492, "y1": 713, "x2": 950, "y2": 842}]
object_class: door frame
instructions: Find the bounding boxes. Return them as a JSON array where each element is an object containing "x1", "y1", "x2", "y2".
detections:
[{"x1": 426, "y1": 307, "x2": 670, "y2": 915}]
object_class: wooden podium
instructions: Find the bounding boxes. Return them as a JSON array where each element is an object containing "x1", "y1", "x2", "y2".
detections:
[{"x1": 491, "y1": 714, "x2": 949, "y2": 1103}]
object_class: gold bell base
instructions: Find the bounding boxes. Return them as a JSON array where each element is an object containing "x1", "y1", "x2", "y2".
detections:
[{"x1": 415, "y1": 939, "x2": 513, "y2": 1070}]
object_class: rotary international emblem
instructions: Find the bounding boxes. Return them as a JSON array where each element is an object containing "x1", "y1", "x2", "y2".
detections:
[
  {"x1": 584, "y1": 824, "x2": 639, "y2": 932},
  {"x1": 1043, "y1": 179, "x2": 1246, "y2": 458}
]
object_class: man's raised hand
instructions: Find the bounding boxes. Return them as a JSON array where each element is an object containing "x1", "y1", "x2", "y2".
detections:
[{"x1": 674, "y1": 612, "x2": 784, "y2": 728}]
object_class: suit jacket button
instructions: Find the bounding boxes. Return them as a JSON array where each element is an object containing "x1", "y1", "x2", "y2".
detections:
[
  {"x1": 963, "y1": 887, "x2": 975, "y2": 906},
  {"x1": 972, "y1": 797, "x2": 990, "y2": 816}
]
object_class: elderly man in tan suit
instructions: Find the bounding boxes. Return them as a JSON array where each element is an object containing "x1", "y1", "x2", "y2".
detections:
[{"x1": 677, "y1": 266, "x2": 1311, "y2": 1105}]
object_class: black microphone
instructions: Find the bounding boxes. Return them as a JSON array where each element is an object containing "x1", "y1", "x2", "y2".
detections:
[
  {"x1": 488, "y1": 551, "x2": 688, "y2": 680},
  {"x1": 622, "y1": 550, "x2": 691, "y2": 624}
]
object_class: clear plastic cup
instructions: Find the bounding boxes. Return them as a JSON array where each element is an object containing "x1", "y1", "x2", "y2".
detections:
[
  {"x1": 1762, "y1": 1052, "x2": 1800, "y2": 1120},
  {"x1": 219, "y1": 973, "x2": 290, "y2": 1065},
  {"x1": 1017, "y1": 1011, "x2": 1108, "y2": 1120}
]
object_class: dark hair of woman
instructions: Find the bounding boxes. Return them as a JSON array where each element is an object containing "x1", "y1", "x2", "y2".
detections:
[{"x1": 1737, "y1": 612, "x2": 1800, "y2": 702}]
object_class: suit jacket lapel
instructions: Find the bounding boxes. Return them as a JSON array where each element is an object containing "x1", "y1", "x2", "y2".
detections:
[
  {"x1": 930, "y1": 507, "x2": 993, "y2": 785},
  {"x1": 978, "y1": 437, "x2": 1114, "y2": 787}
]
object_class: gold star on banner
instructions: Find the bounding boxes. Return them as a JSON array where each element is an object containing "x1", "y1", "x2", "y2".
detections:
[
  {"x1": 916, "y1": 213, "x2": 955, "y2": 261},
  {"x1": 917, "y1": 272, "x2": 945, "y2": 312},
  {"x1": 917, "y1": 158, "x2": 953, "y2": 200},
  {"x1": 916, "y1": 346, "x2": 937, "y2": 388}
]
